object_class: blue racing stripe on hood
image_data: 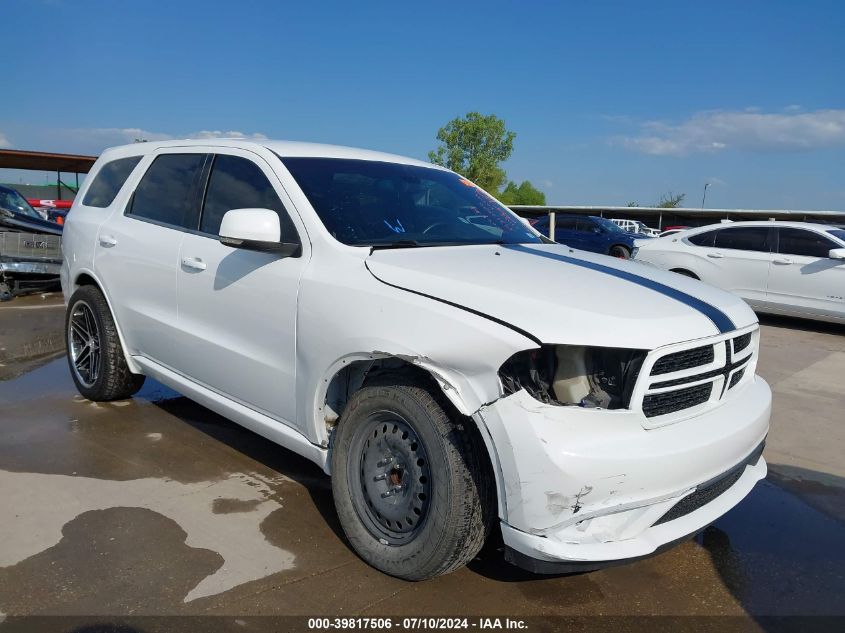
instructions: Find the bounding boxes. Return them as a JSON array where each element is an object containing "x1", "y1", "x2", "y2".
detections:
[{"x1": 504, "y1": 244, "x2": 736, "y2": 334}]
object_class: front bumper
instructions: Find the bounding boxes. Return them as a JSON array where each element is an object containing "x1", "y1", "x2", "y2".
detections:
[{"x1": 476, "y1": 376, "x2": 771, "y2": 569}]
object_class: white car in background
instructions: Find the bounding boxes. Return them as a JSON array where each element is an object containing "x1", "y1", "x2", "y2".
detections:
[{"x1": 633, "y1": 221, "x2": 845, "y2": 323}]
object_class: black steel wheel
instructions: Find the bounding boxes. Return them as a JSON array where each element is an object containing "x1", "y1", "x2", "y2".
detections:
[
  {"x1": 348, "y1": 412, "x2": 431, "y2": 545},
  {"x1": 331, "y1": 374, "x2": 494, "y2": 580}
]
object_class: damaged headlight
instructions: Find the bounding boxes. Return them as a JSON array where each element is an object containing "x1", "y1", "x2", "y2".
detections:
[{"x1": 498, "y1": 345, "x2": 647, "y2": 409}]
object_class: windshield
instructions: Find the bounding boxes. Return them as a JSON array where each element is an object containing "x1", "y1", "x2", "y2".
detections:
[
  {"x1": 0, "y1": 187, "x2": 41, "y2": 219},
  {"x1": 281, "y1": 158, "x2": 543, "y2": 247},
  {"x1": 828, "y1": 229, "x2": 845, "y2": 243},
  {"x1": 593, "y1": 217, "x2": 625, "y2": 233}
]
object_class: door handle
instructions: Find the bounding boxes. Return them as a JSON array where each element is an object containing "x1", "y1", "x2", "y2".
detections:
[
  {"x1": 98, "y1": 235, "x2": 117, "y2": 247},
  {"x1": 707, "y1": 252, "x2": 724, "y2": 258},
  {"x1": 773, "y1": 257, "x2": 793, "y2": 265},
  {"x1": 181, "y1": 256, "x2": 207, "y2": 271}
]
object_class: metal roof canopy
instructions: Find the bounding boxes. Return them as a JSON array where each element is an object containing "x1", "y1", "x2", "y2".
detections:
[
  {"x1": 0, "y1": 149, "x2": 96, "y2": 173},
  {"x1": 509, "y1": 204, "x2": 845, "y2": 228}
]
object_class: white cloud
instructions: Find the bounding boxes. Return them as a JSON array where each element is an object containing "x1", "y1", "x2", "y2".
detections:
[
  {"x1": 192, "y1": 130, "x2": 268, "y2": 140},
  {"x1": 615, "y1": 108, "x2": 845, "y2": 156},
  {"x1": 12, "y1": 127, "x2": 269, "y2": 156},
  {"x1": 0, "y1": 131, "x2": 11, "y2": 148}
]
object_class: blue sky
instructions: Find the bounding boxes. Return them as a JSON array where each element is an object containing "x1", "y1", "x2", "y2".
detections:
[{"x1": 3, "y1": 0, "x2": 844, "y2": 209}]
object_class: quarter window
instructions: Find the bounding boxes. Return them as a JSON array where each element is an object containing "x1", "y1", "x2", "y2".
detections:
[
  {"x1": 200, "y1": 155, "x2": 298, "y2": 243},
  {"x1": 713, "y1": 227, "x2": 771, "y2": 252},
  {"x1": 778, "y1": 228, "x2": 838, "y2": 258},
  {"x1": 83, "y1": 156, "x2": 142, "y2": 208},
  {"x1": 687, "y1": 230, "x2": 716, "y2": 247},
  {"x1": 127, "y1": 154, "x2": 206, "y2": 229}
]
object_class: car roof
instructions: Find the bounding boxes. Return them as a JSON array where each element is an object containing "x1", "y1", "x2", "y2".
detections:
[
  {"x1": 688, "y1": 220, "x2": 842, "y2": 232},
  {"x1": 96, "y1": 138, "x2": 441, "y2": 170}
]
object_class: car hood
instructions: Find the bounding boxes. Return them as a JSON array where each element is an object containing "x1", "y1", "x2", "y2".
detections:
[{"x1": 365, "y1": 243, "x2": 756, "y2": 349}]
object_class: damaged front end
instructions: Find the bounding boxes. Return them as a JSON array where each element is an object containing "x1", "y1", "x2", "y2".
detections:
[{"x1": 498, "y1": 344, "x2": 647, "y2": 410}]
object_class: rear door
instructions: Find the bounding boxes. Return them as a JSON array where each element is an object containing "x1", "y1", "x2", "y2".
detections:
[
  {"x1": 693, "y1": 226, "x2": 773, "y2": 303},
  {"x1": 175, "y1": 149, "x2": 307, "y2": 425},
  {"x1": 95, "y1": 150, "x2": 208, "y2": 369},
  {"x1": 767, "y1": 227, "x2": 845, "y2": 319}
]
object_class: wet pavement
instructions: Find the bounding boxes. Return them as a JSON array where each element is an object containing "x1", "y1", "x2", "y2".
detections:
[{"x1": 0, "y1": 296, "x2": 844, "y2": 627}]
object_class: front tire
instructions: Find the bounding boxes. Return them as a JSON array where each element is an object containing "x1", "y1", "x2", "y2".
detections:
[
  {"x1": 609, "y1": 245, "x2": 631, "y2": 259},
  {"x1": 331, "y1": 375, "x2": 494, "y2": 580},
  {"x1": 66, "y1": 285, "x2": 145, "y2": 401}
]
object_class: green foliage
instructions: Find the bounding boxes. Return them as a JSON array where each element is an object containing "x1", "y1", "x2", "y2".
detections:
[
  {"x1": 627, "y1": 201, "x2": 639, "y2": 207},
  {"x1": 497, "y1": 180, "x2": 546, "y2": 205},
  {"x1": 656, "y1": 191, "x2": 686, "y2": 208},
  {"x1": 428, "y1": 112, "x2": 516, "y2": 194}
]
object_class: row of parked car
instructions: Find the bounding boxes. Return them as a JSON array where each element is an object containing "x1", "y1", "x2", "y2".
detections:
[{"x1": 529, "y1": 212, "x2": 845, "y2": 324}]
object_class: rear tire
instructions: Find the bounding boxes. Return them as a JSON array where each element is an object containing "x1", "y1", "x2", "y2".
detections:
[
  {"x1": 330, "y1": 375, "x2": 494, "y2": 580},
  {"x1": 609, "y1": 245, "x2": 631, "y2": 259},
  {"x1": 66, "y1": 285, "x2": 145, "y2": 401}
]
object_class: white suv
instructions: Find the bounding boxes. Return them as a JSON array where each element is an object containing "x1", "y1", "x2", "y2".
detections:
[{"x1": 62, "y1": 139, "x2": 771, "y2": 579}]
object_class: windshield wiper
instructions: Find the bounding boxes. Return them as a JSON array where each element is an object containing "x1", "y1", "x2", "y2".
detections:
[{"x1": 368, "y1": 240, "x2": 422, "y2": 251}]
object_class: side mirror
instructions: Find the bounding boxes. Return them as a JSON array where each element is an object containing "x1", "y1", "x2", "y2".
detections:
[
  {"x1": 219, "y1": 208, "x2": 299, "y2": 256},
  {"x1": 829, "y1": 248, "x2": 845, "y2": 260}
]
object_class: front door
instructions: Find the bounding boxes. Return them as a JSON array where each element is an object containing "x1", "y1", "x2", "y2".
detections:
[
  {"x1": 768, "y1": 227, "x2": 845, "y2": 319},
  {"x1": 175, "y1": 150, "x2": 307, "y2": 425}
]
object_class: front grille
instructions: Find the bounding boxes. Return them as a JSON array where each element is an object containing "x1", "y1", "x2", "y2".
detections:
[
  {"x1": 733, "y1": 333, "x2": 752, "y2": 353},
  {"x1": 729, "y1": 368, "x2": 745, "y2": 389},
  {"x1": 642, "y1": 383, "x2": 712, "y2": 418},
  {"x1": 651, "y1": 345, "x2": 715, "y2": 375}
]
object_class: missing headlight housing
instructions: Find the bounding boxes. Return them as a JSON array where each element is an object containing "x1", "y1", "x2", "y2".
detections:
[{"x1": 499, "y1": 345, "x2": 647, "y2": 409}]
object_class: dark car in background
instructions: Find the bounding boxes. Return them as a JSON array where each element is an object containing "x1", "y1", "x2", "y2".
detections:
[
  {"x1": 0, "y1": 185, "x2": 63, "y2": 300},
  {"x1": 532, "y1": 214, "x2": 648, "y2": 259}
]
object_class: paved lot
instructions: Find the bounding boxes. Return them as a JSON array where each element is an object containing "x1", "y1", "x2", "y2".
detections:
[{"x1": 0, "y1": 294, "x2": 843, "y2": 627}]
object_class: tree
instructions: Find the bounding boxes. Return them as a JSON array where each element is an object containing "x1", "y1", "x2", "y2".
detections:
[
  {"x1": 428, "y1": 112, "x2": 515, "y2": 194},
  {"x1": 497, "y1": 180, "x2": 546, "y2": 205},
  {"x1": 656, "y1": 191, "x2": 686, "y2": 208}
]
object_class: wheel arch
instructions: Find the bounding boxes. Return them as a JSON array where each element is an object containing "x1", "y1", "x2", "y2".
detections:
[
  {"x1": 318, "y1": 352, "x2": 507, "y2": 518},
  {"x1": 70, "y1": 268, "x2": 142, "y2": 375}
]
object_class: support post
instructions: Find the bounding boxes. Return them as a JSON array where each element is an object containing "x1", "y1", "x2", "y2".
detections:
[{"x1": 549, "y1": 211, "x2": 556, "y2": 241}]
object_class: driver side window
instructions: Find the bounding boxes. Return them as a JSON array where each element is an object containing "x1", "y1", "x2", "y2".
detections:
[
  {"x1": 201, "y1": 154, "x2": 299, "y2": 245},
  {"x1": 777, "y1": 228, "x2": 837, "y2": 258}
]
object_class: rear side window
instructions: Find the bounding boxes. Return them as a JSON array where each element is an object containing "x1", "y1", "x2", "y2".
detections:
[
  {"x1": 713, "y1": 227, "x2": 771, "y2": 252},
  {"x1": 82, "y1": 156, "x2": 142, "y2": 208},
  {"x1": 687, "y1": 230, "x2": 716, "y2": 247},
  {"x1": 555, "y1": 217, "x2": 578, "y2": 230},
  {"x1": 128, "y1": 154, "x2": 206, "y2": 229},
  {"x1": 778, "y1": 228, "x2": 837, "y2": 258},
  {"x1": 575, "y1": 218, "x2": 596, "y2": 232},
  {"x1": 200, "y1": 155, "x2": 299, "y2": 243}
]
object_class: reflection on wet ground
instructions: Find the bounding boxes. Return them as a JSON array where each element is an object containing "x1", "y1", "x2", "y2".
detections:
[
  {"x1": 0, "y1": 357, "x2": 843, "y2": 620},
  {"x1": 0, "y1": 294, "x2": 66, "y2": 380},
  {"x1": 0, "y1": 300, "x2": 843, "y2": 622}
]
